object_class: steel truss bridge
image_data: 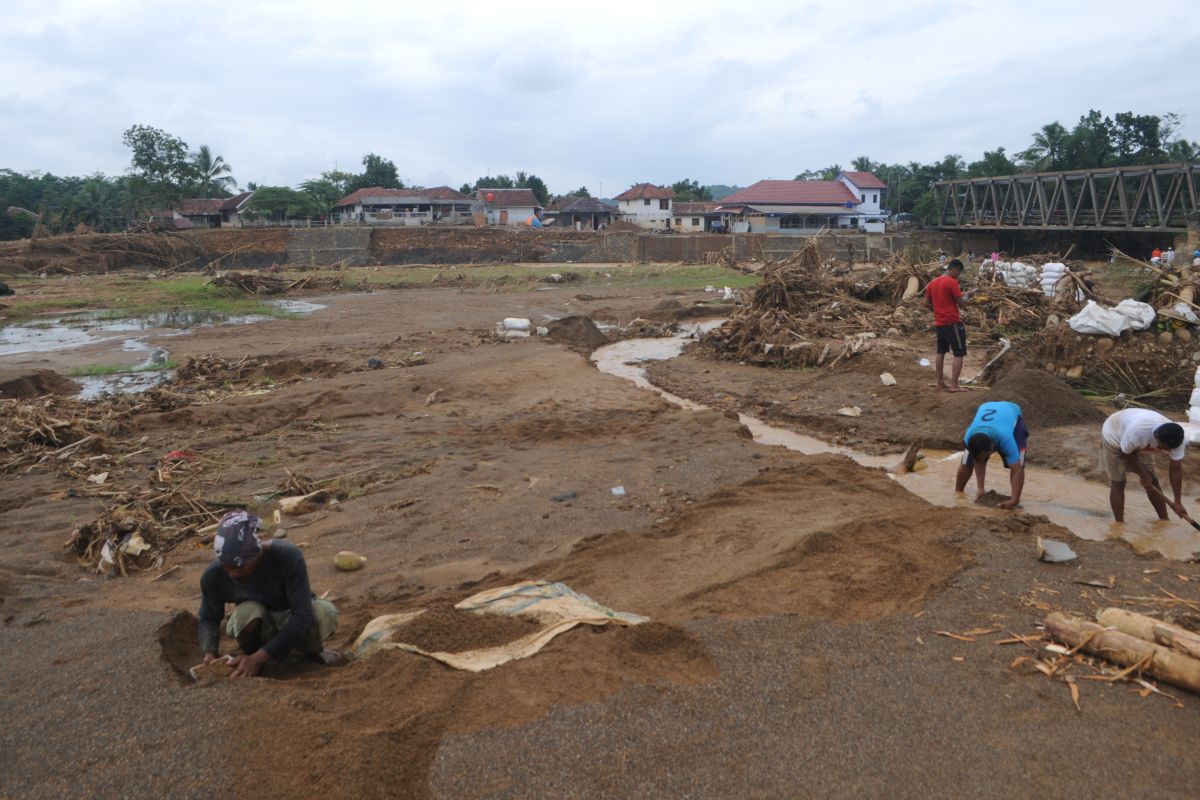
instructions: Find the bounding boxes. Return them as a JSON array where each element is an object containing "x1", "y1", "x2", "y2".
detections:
[{"x1": 933, "y1": 162, "x2": 1198, "y2": 233}]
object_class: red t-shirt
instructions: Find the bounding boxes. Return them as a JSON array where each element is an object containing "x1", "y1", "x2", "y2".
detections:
[{"x1": 925, "y1": 274, "x2": 963, "y2": 326}]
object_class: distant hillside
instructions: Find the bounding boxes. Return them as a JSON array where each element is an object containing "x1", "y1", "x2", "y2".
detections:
[{"x1": 706, "y1": 185, "x2": 742, "y2": 201}]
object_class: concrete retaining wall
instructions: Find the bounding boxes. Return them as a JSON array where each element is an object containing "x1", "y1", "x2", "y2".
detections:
[{"x1": 287, "y1": 228, "x2": 375, "y2": 266}]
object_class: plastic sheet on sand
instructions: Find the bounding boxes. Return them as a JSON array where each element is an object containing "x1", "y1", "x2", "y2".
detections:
[{"x1": 352, "y1": 580, "x2": 649, "y2": 672}]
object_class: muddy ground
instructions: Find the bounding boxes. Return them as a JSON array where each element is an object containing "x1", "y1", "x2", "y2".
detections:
[{"x1": 3, "y1": 269, "x2": 1200, "y2": 799}]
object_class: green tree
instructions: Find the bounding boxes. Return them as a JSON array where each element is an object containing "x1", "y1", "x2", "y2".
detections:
[
  {"x1": 72, "y1": 175, "x2": 119, "y2": 230},
  {"x1": 515, "y1": 171, "x2": 550, "y2": 206},
  {"x1": 1063, "y1": 110, "x2": 1115, "y2": 169},
  {"x1": 966, "y1": 148, "x2": 1016, "y2": 178},
  {"x1": 244, "y1": 186, "x2": 321, "y2": 220},
  {"x1": 1019, "y1": 122, "x2": 1070, "y2": 170},
  {"x1": 851, "y1": 156, "x2": 876, "y2": 172},
  {"x1": 347, "y1": 154, "x2": 402, "y2": 192},
  {"x1": 320, "y1": 169, "x2": 355, "y2": 196},
  {"x1": 472, "y1": 175, "x2": 516, "y2": 189},
  {"x1": 670, "y1": 178, "x2": 712, "y2": 202},
  {"x1": 121, "y1": 124, "x2": 193, "y2": 211},
  {"x1": 1112, "y1": 112, "x2": 1168, "y2": 164},
  {"x1": 299, "y1": 179, "x2": 343, "y2": 214},
  {"x1": 190, "y1": 145, "x2": 237, "y2": 198}
]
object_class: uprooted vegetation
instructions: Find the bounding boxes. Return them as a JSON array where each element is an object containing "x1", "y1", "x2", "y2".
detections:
[{"x1": 698, "y1": 237, "x2": 1067, "y2": 369}]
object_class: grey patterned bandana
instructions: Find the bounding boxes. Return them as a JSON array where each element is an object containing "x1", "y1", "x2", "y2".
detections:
[{"x1": 213, "y1": 511, "x2": 262, "y2": 567}]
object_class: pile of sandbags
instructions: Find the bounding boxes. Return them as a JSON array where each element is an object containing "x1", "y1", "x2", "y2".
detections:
[
  {"x1": 1039, "y1": 262, "x2": 1067, "y2": 297},
  {"x1": 980, "y1": 259, "x2": 1038, "y2": 289},
  {"x1": 1068, "y1": 299, "x2": 1156, "y2": 335},
  {"x1": 1187, "y1": 367, "x2": 1200, "y2": 426}
]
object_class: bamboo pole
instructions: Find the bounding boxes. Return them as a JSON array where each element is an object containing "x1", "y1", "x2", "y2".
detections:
[
  {"x1": 1098, "y1": 608, "x2": 1200, "y2": 661},
  {"x1": 1044, "y1": 611, "x2": 1200, "y2": 694}
]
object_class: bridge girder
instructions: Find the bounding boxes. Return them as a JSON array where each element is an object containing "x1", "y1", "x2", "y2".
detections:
[{"x1": 933, "y1": 163, "x2": 1198, "y2": 233}]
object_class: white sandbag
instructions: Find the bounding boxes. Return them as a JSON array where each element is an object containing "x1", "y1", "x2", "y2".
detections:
[
  {"x1": 1189, "y1": 387, "x2": 1200, "y2": 406},
  {"x1": 502, "y1": 317, "x2": 531, "y2": 331},
  {"x1": 1188, "y1": 407, "x2": 1200, "y2": 425},
  {"x1": 1069, "y1": 299, "x2": 1154, "y2": 336},
  {"x1": 1112, "y1": 299, "x2": 1156, "y2": 331}
]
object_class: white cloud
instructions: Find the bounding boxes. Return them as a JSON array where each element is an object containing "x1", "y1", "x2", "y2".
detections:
[{"x1": 1, "y1": 0, "x2": 1197, "y2": 194}]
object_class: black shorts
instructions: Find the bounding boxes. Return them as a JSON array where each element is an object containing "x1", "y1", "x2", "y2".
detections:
[{"x1": 935, "y1": 323, "x2": 967, "y2": 357}]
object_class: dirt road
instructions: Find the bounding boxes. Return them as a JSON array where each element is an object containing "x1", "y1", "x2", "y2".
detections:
[{"x1": 2, "y1": 276, "x2": 1200, "y2": 799}]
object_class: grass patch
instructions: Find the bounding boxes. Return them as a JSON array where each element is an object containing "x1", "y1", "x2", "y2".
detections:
[
  {"x1": 4, "y1": 298, "x2": 92, "y2": 319},
  {"x1": 67, "y1": 359, "x2": 178, "y2": 377},
  {"x1": 353, "y1": 263, "x2": 760, "y2": 293},
  {"x1": 110, "y1": 277, "x2": 297, "y2": 318}
]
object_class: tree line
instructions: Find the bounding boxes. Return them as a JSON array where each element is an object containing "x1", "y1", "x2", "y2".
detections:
[
  {"x1": 798, "y1": 110, "x2": 1197, "y2": 222},
  {"x1": 2, "y1": 110, "x2": 1195, "y2": 239}
]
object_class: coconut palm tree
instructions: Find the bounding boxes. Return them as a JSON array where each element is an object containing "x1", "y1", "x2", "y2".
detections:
[
  {"x1": 191, "y1": 145, "x2": 237, "y2": 198},
  {"x1": 1019, "y1": 122, "x2": 1069, "y2": 171}
]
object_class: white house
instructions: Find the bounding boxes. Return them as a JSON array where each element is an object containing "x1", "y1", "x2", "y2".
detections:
[
  {"x1": 672, "y1": 202, "x2": 729, "y2": 233},
  {"x1": 716, "y1": 174, "x2": 889, "y2": 234},
  {"x1": 615, "y1": 183, "x2": 674, "y2": 230},
  {"x1": 474, "y1": 188, "x2": 542, "y2": 226},
  {"x1": 836, "y1": 171, "x2": 889, "y2": 232}
]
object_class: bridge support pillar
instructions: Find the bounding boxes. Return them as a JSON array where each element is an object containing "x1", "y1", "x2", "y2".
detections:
[{"x1": 1187, "y1": 213, "x2": 1200, "y2": 258}]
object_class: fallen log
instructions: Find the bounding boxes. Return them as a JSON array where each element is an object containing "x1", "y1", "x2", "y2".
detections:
[
  {"x1": 1044, "y1": 611, "x2": 1200, "y2": 694},
  {"x1": 1097, "y1": 608, "x2": 1200, "y2": 661}
]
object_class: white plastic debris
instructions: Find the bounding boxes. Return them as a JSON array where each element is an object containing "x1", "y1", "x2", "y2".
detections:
[
  {"x1": 705, "y1": 285, "x2": 716, "y2": 293},
  {"x1": 918, "y1": 358, "x2": 931, "y2": 367},
  {"x1": 611, "y1": 486, "x2": 626, "y2": 497},
  {"x1": 1037, "y1": 537, "x2": 1077, "y2": 563},
  {"x1": 837, "y1": 406, "x2": 862, "y2": 417},
  {"x1": 502, "y1": 317, "x2": 531, "y2": 331},
  {"x1": 1068, "y1": 299, "x2": 1155, "y2": 336},
  {"x1": 722, "y1": 287, "x2": 734, "y2": 301}
]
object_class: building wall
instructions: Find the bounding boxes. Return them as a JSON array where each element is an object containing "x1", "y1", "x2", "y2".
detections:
[
  {"x1": 488, "y1": 206, "x2": 537, "y2": 225},
  {"x1": 618, "y1": 198, "x2": 672, "y2": 229},
  {"x1": 838, "y1": 176, "x2": 883, "y2": 215},
  {"x1": 673, "y1": 214, "x2": 708, "y2": 232}
]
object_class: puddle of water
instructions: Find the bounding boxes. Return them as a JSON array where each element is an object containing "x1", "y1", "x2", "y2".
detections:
[
  {"x1": 0, "y1": 300, "x2": 326, "y2": 357},
  {"x1": 592, "y1": 324, "x2": 1200, "y2": 560},
  {"x1": 1, "y1": 299, "x2": 326, "y2": 399}
]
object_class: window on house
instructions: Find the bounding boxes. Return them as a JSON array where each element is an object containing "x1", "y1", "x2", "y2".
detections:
[
  {"x1": 873, "y1": 194, "x2": 877, "y2": 203},
  {"x1": 644, "y1": 198, "x2": 651, "y2": 206},
  {"x1": 691, "y1": 218, "x2": 700, "y2": 225},
  {"x1": 779, "y1": 215, "x2": 802, "y2": 229},
  {"x1": 675, "y1": 218, "x2": 682, "y2": 224},
  {"x1": 659, "y1": 199, "x2": 668, "y2": 210}
]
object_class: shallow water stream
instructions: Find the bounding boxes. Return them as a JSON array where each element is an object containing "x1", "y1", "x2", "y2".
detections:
[{"x1": 592, "y1": 324, "x2": 1200, "y2": 561}]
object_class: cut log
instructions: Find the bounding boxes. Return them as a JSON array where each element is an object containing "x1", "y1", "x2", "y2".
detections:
[
  {"x1": 1097, "y1": 608, "x2": 1200, "y2": 661},
  {"x1": 1044, "y1": 611, "x2": 1200, "y2": 694},
  {"x1": 901, "y1": 275, "x2": 920, "y2": 300}
]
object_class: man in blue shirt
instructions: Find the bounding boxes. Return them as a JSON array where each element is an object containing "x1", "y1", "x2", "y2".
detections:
[{"x1": 954, "y1": 401, "x2": 1027, "y2": 509}]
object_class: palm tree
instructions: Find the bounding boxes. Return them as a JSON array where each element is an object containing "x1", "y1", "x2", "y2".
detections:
[
  {"x1": 851, "y1": 156, "x2": 875, "y2": 172},
  {"x1": 191, "y1": 145, "x2": 237, "y2": 198},
  {"x1": 1019, "y1": 122, "x2": 1068, "y2": 171},
  {"x1": 73, "y1": 176, "x2": 116, "y2": 231}
]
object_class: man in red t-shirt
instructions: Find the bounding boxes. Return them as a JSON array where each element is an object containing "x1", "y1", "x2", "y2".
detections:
[{"x1": 923, "y1": 259, "x2": 973, "y2": 392}]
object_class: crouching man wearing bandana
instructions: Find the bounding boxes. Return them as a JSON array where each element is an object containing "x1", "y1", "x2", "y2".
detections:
[{"x1": 198, "y1": 511, "x2": 339, "y2": 677}]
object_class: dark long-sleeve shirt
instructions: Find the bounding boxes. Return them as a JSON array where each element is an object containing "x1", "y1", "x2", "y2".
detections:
[{"x1": 197, "y1": 541, "x2": 316, "y2": 661}]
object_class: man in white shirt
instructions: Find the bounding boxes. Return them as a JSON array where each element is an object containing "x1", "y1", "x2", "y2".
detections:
[{"x1": 1100, "y1": 409, "x2": 1188, "y2": 522}]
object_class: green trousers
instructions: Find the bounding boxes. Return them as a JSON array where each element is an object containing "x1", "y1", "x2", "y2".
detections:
[{"x1": 226, "y1": 598, "x2": 339, "y2": 655}]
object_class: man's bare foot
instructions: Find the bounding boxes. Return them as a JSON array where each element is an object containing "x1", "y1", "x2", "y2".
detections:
[{"x1": 946, "y1": 386, "x2": 966, "y2": 393}]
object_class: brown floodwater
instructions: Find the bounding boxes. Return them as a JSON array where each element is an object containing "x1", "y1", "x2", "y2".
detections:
[{"x1": 593, "y1": 326, "x2": 1200, "y2": 561}]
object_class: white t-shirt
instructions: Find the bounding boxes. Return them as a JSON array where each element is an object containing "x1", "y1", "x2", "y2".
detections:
[{"x1": 1102, "y1": 409, "x2": 1187, "y2": 461}]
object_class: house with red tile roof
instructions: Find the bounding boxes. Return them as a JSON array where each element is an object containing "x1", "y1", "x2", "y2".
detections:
[
  {"x1": 473, "y1": 188, "x2": 542, "y2": 226},
  {"x1": 716, "y1": 172, "x2": 888, "y2": 233},
  {"x1": 178, "y1": 191, "x2": 255, "y2": 228},
  {"x1": 333, "y1": 187, "x2": 475, "y2": 225},
  {"x1": 614, "y1": 183, "x2": 674, "y2": 230}
]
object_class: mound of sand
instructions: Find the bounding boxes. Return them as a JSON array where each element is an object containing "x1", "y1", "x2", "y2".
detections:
[
  {"x1": 387, "y1": 604, "x2": 541, "y2": 653},
  {"x1": 987, "y1": 367, "x2": 1105, "y2": 429},
  {"x1": 0, "y1": 368, "x2": 78, "y2": 399},
  {"x1": 545, "y1": 316, "x2": 609, "y2": 354}
]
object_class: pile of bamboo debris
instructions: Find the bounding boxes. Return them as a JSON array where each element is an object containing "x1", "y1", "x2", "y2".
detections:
[
  {"x1": 1039, "y1": 607, "x2": 1200, "y2": 706},
  {"x1": 208, "y1": 270, "x2": 339, "y2": 295}
]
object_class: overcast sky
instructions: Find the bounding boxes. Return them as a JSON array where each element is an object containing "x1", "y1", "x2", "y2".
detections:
[{"x1": 3, "y1": 0, "x2": 1197, "y2": 196}]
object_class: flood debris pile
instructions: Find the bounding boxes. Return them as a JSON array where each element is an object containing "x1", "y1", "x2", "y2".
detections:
[
  {"x1": 174, "y1": 354, "x2": 341, "y2": 389},
  {"x1": 0, "y1": 232, "x2": 211, "y2": 275},
  {"x1": 698, "y1": 239, "x2": 892, "y2": 367},
  {"x1": 208, "y1": 271, "x2": 341, "y2": 295}
]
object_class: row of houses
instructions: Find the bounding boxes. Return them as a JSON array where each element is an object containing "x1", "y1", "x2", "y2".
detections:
[
  {"x1": 150, "y1": 171, "x2": 891, "y2": 234},
  {"x1": 613, "y1": 172, "x2": 888, "y2": 234}
]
